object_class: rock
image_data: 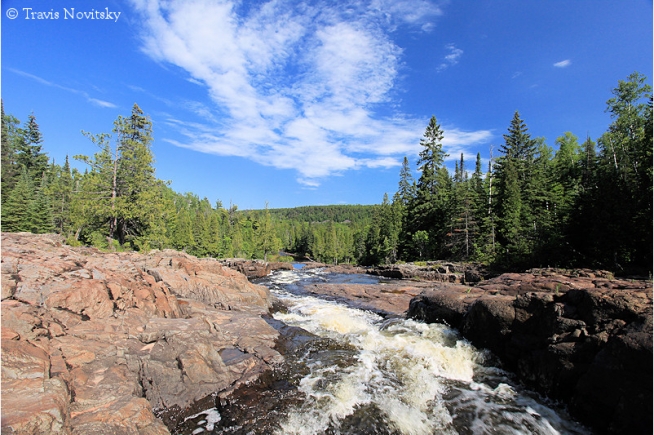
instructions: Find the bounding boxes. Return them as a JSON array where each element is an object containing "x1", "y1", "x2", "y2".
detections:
[
  {"x1": 304, "y1": 281, "x2": 437, "y2": 317},
  {"x1": 219, "y1": 258, "x2": 292, "y2": 279},
  {"x1": 1, "y1": 338, "x2": 71, "y2": 434},
  {"x1": 407, "y1": 270, "x2": 653, "y2": 435},
  {"x1": 366, "y1": 262, "x2": 488, "y2": 283},
  {"x1": 1, "y1": 233, "x2": 283, "y2": 434}
]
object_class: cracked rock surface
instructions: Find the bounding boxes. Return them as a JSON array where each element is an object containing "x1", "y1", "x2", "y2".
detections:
[{"x1": 1, "y1": 233, "x2": 282, "y2": 434}]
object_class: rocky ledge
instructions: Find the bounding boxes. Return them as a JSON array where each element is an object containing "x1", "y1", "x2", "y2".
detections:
[
  {"x1": 1, "y1": 233, "x2": 283, "y2": 434},
  {"x1": 408, "y1": 269, "x2": 652, "y2": 435},
  {"x1": 366, "y1": 261, "x2": 487, "y2": 283},
  {"x1": 218, "y1": 258, "x2": 293, "y2": 279}
]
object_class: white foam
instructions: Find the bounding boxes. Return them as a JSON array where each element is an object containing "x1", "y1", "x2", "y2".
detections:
[
  {"x1": 184, "y1": 408, "x2": 221, "y2": 433},
  {"x1": 269, "y1": 271, "x2": 590, "y2": 435},
  {"x1": 273, "y1": 293, "x2": 477, "y2": 434}
]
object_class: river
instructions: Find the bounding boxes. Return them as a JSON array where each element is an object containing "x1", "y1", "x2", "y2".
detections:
[{"x1": 176, "y1": 267, "x2": 592, "y2": 435}]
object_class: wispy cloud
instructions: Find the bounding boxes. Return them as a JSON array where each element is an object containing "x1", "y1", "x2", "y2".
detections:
[
  {"x1": 553, "y1": 59, "x2": 571, "y2": 68},
  {"x1": 437, "y1": 43, "x2": 463, "y2": 71},
  {"x1": 88, "y1": 98, "x2": 118, "y2": 108},
  {"x1": 8, "y1": 68, "x2": 117, "y2": 108},
  {"x1": 130, "y1": 0, "x2": 487, "y2": 186}
]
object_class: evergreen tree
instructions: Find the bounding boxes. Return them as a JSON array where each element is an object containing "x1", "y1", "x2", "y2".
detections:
[
  {"x1": 397, "y1": 156, "x2": 416, "y2": 206},
  {"x1": 449, "y1": 153, "x2": 479, "y2": 259},
  {"x1": 550, "y1": 134, "x2": 580, "y2": 214},
  {"x1": 257, "y1": 203, "x2": 281, "y2": 261},
  {"x1": 17, "y1": 113, "x2": 49, "y2": 184},
  {"x1": 1, "y1": 101, "x2": 21, "y2": 198},
  {"x1": 112, "y1": 104, "x2": 157, "y2": 246},
  {"x1": 74, "y1": 104, "x2": 159, "y2": 249},
  {"x1": 472, "y1": 152, "x2": 497, "y2": 263},
  {"x1": 362, "y1": 193, "x2": 402, "y2": 265},
  {"x1": 395, "y1": 156, "x2": 416, "y2": 260},
  {"x1": 579, "y1": 136, "x2": 597, "y2": 191},
  {"x1": 1, "y1": 168, "x2": 34, "y2": 232},
  {"x1": 407, "y1": 116, "x2": 450, "y2": 259},
  {"x1": 573, "y1": 72, "x2": 652, "y2": 271},
  {"x1": 27, "y1": 174, "x2": 54, "y2": 234},
  {"x1": 48, "y1": 156, "x2": 74, "y2": 234},
  {"x1": 493, "y1": 112, "x2": 539, "y2": 266}
]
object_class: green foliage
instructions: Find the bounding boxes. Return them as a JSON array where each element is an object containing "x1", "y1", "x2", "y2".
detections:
[
  {"x1": 402, "y1": 116, "x2": 452, "y2": 260},
  {"x1": 17, "y1": 113, "x2": 49, "y2": 184},
  {"x1": 1, "y1": 100, "x2": 22, "y2": 197},
  {"x1": 73, "y1": 104, "x2": 161, "y2": 249},
  {"x1": 27, "y1": 174, "x2": 54, "y2": 234},
  {"x1": 390, "y1": 72, "x2": 651, "y2": 274},
  {"x1": 1, "y1": 167, "x2": 34, "y2": 232},
  {"x1": 1, "y1": 73, "x2": 651, "y2": 275},
  {"x1": 568, "y1": 72, "x2": 653, "y2": 272}
]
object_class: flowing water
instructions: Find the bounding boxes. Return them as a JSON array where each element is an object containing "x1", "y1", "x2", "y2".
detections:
[{"x1": 177, "y1": 268, "x2": 592, "y2": 435}]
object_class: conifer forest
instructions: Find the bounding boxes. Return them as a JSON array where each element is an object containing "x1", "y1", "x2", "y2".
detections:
[{"x1": 2, "y1": 73, "x2": 651, "y2": 274}]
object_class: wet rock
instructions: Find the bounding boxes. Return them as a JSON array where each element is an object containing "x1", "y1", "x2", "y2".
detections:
[
  {"x1": 407, "y1": 270, "x2": 653, "y2": 435},
  {"x1": 1, "y1": 233, "x2": 282, "y2": 434}
]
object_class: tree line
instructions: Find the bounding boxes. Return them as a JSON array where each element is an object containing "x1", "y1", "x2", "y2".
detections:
[
  {"x1": 0, "y1": 102, "x2": 373, "y2": 263},
  {"x1": 1, "y1": 72, "x2": 651, "y2": 274},
  {"x1": 380, "y1": 72, "x2": 651, "y2": 273}
]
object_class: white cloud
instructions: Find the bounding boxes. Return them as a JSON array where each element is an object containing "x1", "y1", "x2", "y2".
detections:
[
  {"x1": 88, "y1": 98, "x2": 118, "y2": 108},
  {"x1": 554, "y1": 59, "x2": 571, "y2": 68},
  {"x1": 130, "y1": 0, "x2": 488, "y2": 185},
  {"x1": 437, "y1": 43, "x2": 463, "y2": 71},
  {"x1": 9, "y1": 68, "x2": 117, "y2": 108}
]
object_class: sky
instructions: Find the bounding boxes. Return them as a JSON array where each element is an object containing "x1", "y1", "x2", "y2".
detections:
[{"x1": 2, "y1": 0, "x2": 652, "y2": 210}]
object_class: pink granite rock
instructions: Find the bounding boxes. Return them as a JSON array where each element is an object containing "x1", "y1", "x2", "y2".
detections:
[{"x1": 1, "y1": 233, "x2": 282, "y2": 434}]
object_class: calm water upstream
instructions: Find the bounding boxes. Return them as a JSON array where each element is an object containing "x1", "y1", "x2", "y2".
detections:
[{"x1": 177, "y1": 268, "x2": 592, "y2": 435}]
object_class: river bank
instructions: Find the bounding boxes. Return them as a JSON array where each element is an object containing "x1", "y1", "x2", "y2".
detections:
[
  {"x1": 302, "y1": 264, "x2": 652, "y2": 435},
  {"x1": 1, "y1": 232, "x2": 283, "y2": 434},
  {"x1": 2, "y1": 234, "x2": 651, "y2": 434}
]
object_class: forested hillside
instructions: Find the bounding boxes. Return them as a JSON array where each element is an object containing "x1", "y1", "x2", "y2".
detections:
[{"x1": 1, "y1": 73, "x2": 651, "y2": 273}]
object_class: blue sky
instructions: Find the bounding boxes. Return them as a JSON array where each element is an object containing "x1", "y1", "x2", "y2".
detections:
[{"x1": 2, "y1": 0, "x2": 652, "y2": 209}]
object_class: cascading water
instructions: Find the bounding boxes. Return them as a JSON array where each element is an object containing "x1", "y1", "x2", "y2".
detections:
[{"x1": 179, "y1": 268, "x2": 592, "y2": 435}]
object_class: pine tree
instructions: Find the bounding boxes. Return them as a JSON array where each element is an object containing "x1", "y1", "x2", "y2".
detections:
[
  {"x1": 48, "y1": 156, "x2": 74, "y2": 234},
  {"x1": 407, "y1": 115, "x2": 451, "y2": 259},
  {"x1": 416, "y1": 116, "x2": 448, "y2": 196},
  {"x1": 112, "y1": 104, "x2": 157, "y2": 246},
  {"x1": 27, "y1": 174, "x2": 54, "y2": 234},
  {"x1": 1, "y1": 101, "x2": 21, "y2": 198},
  {"x1": 397, "y1": 156, "x2": 415, "y2": 206},
  {"x1": 1, "y1": 168, "x2": 34, "y2": 232},
  {"x1": 573, "y1": 72, "x2": 652, "y2": 271},
  {"x1": 72, "y1": 132, "x2": 117, "y2": 245},
  {"x1": 73, "y1": 104, "x2": 159, "y2": 249},
  {"x1": 449, "y1": 153, "x2": 479, "y2": 259},
  {"x1": 17, "y1": 113, "x2": 49, "y2": 184},
  {"x1": 579, "y1": 136, "x2": 597, "y2": 191},
  {"x1": 494, "y1": 112, "x2": 538, "y2": 266},
  {"x1": 257, "y1": 203, "x2": 281, "y2": 261}
]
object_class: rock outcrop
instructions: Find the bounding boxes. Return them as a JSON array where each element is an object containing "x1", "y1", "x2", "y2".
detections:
[
  {"x1": 303, "y1": 280, "x2": 451, "y2": 317},
  {"x1": 1, "y1": 233, "x2": 283, "y2": 434},
  {"x1": 367, "y1": 262, "x2": 486, "y2": 283},
  {"x1": 219, "y1": 258, "x2": 293, "y2": 279},
  {"x1": 407, "y1": 269, "x2": 653, "y2": 435}
]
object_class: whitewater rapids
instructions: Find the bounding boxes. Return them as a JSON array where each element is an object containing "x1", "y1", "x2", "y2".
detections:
[{"x1": 268, "y1": 269, "x2": 590, "y2": 435}]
